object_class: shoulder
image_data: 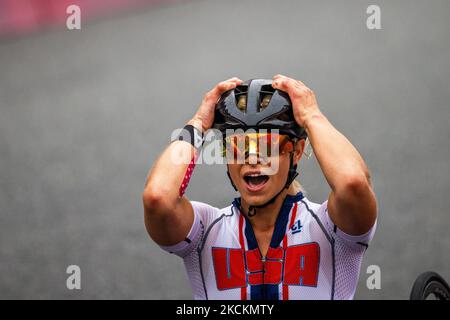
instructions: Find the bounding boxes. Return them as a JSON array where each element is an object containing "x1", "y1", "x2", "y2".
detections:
[
  {"x1": 158, "y1": 201, "x2": 236, "y2": 258},
  {"x1": 296, "y1": 196, "x2": 328, "y2": 222},
  {"x1": 299, "y1": 196, "x2": 377, "y2": 248},
  {"x1": 190, "y1": 200, "x2": 236, "y2": 227},
  {"x1": 297, "y1": 196, "x2": 333, "y2": 232},
  {"x1": 299, "y1": 196, "x2": 323, "y2": 212}
]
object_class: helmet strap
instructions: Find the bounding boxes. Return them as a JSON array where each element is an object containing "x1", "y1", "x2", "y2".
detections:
[{"x1": 226, "y1": 169, "x2": 238, "y2": 191}]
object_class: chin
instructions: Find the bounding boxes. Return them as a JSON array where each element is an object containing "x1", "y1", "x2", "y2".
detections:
[{"x1": 241, "y1": 192, "x2": 269, "y2": 207}]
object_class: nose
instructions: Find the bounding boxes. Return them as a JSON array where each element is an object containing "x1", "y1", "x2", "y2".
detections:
[
  {"x1": 246, "y1": 152, "x2": 259, "y2": 165},
  {"x1": 245, "y1": 138, "x2": 260, "y2": 165},
  {"x1": 245, "y1": 151, "x2": 271, "y2": 166}
]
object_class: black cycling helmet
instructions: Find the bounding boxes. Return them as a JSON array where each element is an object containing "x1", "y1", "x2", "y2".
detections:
[
  {"x1": 213, "y1": 79, "x2": 307, "y2": 140},
  {"x1": 214, "y1": 79, "x2": 307, "y2": 217}
]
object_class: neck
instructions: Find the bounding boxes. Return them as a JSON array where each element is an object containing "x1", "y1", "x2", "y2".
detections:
[{"x1": 240, "y1": 188, "x2": 297, "y2": 232}]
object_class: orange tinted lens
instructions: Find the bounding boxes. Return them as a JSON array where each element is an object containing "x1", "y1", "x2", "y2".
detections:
[
  {"x1": 256, "y1": 133, "x2": 292, "y2": 156},
  {"x1": 278, "y1": 135, "x2": 294, "y2": 154},
  {"x1": 223, "y1": 135, "x2": 246, "y2": 159},
  {"x1": 223, "y1": 133, "x2": 293, "y2": 160}
]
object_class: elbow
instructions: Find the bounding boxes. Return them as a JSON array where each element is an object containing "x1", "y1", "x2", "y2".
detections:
[
  {"x1": 142, "y1": 186, "x2": 176, "y2": 217},
  {"x1": 338, "y1": 174, "x2": 372, "y2": 199},
  {"x1": 142, "y1": 189, "x2": 163, "y2": 212},
  {"x1": 335, "y1": 174, "x2": 378, "y2": 232},
  {"x1": 363, "y1": 166, "x2": 372, "y2": 186}
]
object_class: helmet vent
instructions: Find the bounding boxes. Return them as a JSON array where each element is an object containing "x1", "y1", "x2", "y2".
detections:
[
  {"x1": 259, "y1": 85, "x2": 275, "y2": 112},
  {"x1": 234, "y1": 85, "x2": 248, "y2": 113},
  {"x1": 213, "y1": 79, "x2": 306, "y2": 140}
]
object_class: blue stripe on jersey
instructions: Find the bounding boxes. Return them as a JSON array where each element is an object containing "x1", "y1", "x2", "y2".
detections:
[
  {"x1": 270, "y1": 200, "x2": 291, "y2": 247},
  {"x1": 233, "y1": 192, "x2": 304, "y2": 300},
  {"x1": 267, "y1": 192, "x2": 303, "y2": 300},
  {"x1": 271, "y1": 191, "x2": 304, "y2": 247},
  {"x1": 242, "y1": 213, "x2": 263, "y2": 300}
]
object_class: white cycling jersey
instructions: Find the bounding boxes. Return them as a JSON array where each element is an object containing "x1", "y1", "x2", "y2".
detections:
[{"x1": 160, "y1": 192, "x2": 376, "y2": 300}]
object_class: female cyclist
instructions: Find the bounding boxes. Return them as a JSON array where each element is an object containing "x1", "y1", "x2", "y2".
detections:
[{"x1": 142, "y1": 75, "x2": 377, "y2": 300}]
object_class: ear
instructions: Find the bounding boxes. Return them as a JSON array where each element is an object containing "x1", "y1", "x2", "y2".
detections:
[{"x1": 293, "y1": 139, "x2": 306, "y2": 164}]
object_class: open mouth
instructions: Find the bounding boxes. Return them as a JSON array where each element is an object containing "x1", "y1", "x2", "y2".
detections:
[{"x1": 243, "y1": 173, "x2": 269, "y2": 191}]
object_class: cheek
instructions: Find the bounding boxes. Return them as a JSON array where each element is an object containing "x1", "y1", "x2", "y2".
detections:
[
  {"x1": 267, "y1": 155, "x2": 289, "y2": 178},
  {"x1": 227, "y1": 164, "x2": 241, "y2": 181},
  {"x1": 269, "y1": 155, "x2": 290, "y2": 182}
]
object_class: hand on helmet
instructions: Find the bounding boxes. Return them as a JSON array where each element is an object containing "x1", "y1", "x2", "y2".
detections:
[
  {"x1": 272, "y1": 74, "x2": 322, "y2": 128},
  {"x1": 189, "y1": 77, "x2": 243, "y2": 132}
]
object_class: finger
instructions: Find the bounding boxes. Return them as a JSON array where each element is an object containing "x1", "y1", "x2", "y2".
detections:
[
  {"x1": 273, "y1": 74, "x2": 292, "y2": 85},
  {"x1": 213, "y1": 78, "x2": 243, "y2": 95},
  {"x1": 224, "y1": 76, "x2": 244, "y2": 83},
  {"x1": 296, "y1": 79, "x2": 306, "y2": 87},
  {"x1": 272, "y1": 74, "x2": 290, "y2": 86},
  {"x1": 274, "y1": 74, "x2": 303, "y2": 85},
  {"x1": 273, "y1": 74, "x2": 286, "y2": 80},
  {"x1": 216, "y1": 80, "x2": 239, "y2": 93},
  {"x1": 273, "y1": 76, "x2": 306, "y2": 93},
  {"x1": 204, "y1": 79, "x2": 241, "y2": 104},
  {"x1": 272, "y1": 76, "x2": 292, "y2": 90}
]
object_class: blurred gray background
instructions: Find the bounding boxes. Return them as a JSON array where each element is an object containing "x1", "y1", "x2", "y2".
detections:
[{"x1": 0, "y1": 0, "x2": 449, "y2": 299}]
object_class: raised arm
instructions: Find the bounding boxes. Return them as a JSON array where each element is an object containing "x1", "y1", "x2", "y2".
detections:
[
  {"x1": 142, "y1": 77, "x2": 243, "y2": 246},
  {"x1": 272, "y1": 74, "x2": 377, "y2": 235}
]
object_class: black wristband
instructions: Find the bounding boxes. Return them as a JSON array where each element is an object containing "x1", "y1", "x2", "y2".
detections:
[{"x1": 172, "y1": 124, "x2": 204, "y2": 150}]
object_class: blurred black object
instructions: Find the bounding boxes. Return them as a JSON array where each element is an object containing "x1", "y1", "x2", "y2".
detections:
[{"x1": 410, "y1": 271, "x2": 450, "y2": 300}]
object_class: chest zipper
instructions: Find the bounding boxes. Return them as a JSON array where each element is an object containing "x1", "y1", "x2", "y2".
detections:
[{"x1": 261, "y1": 254, "x2": 266, "y2": 300}]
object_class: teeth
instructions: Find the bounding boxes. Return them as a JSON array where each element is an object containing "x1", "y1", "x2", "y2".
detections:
[{"x1": 245, "y1": 173, "x2": 260, "y2": 177}]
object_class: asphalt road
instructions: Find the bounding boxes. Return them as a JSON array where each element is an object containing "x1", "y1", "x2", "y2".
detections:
[{"x1": 0, "y1": 0, "x2": 449, "y2": 299}]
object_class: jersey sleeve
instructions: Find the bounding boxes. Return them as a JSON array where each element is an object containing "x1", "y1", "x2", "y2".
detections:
[
  {"x1": 158, "y1": 201, "x2": 218, "y2": 258},
  {"x1": 317, "y1": 200, "x2": 377, "y2": 249},
  {"x1": 316, "y1": 199, "x2": 377, "y2": 299}
]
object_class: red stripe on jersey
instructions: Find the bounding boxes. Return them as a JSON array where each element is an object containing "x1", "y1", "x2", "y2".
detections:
[
  {"x1": 282, "y1": 202, "x2": 298, "y2": 300},
  {"x1": 238, "y1": 213, "x2": 247, "y2": 300}
]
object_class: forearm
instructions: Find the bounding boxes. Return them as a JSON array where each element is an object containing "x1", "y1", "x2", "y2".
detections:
[
  {"x1": 304, "y1": 112, "x2": 371, "y2": 192},
  {"x1": 143, "y1": 120, "x2": 201, "y2": 210}
]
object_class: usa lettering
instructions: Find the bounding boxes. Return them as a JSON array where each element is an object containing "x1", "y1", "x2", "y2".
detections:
[{"x1": 212, "y1": 243, "x2": 320, "y2": 289}]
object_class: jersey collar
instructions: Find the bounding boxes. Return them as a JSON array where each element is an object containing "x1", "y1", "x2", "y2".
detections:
[{"x1": 232, "y1": 191, "x2": 304, "y2": 250}]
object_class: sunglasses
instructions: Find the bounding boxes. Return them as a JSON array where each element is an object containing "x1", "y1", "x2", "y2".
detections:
[{"x1": 221, "y1": 132, "x2": 295, "y2": 162}]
